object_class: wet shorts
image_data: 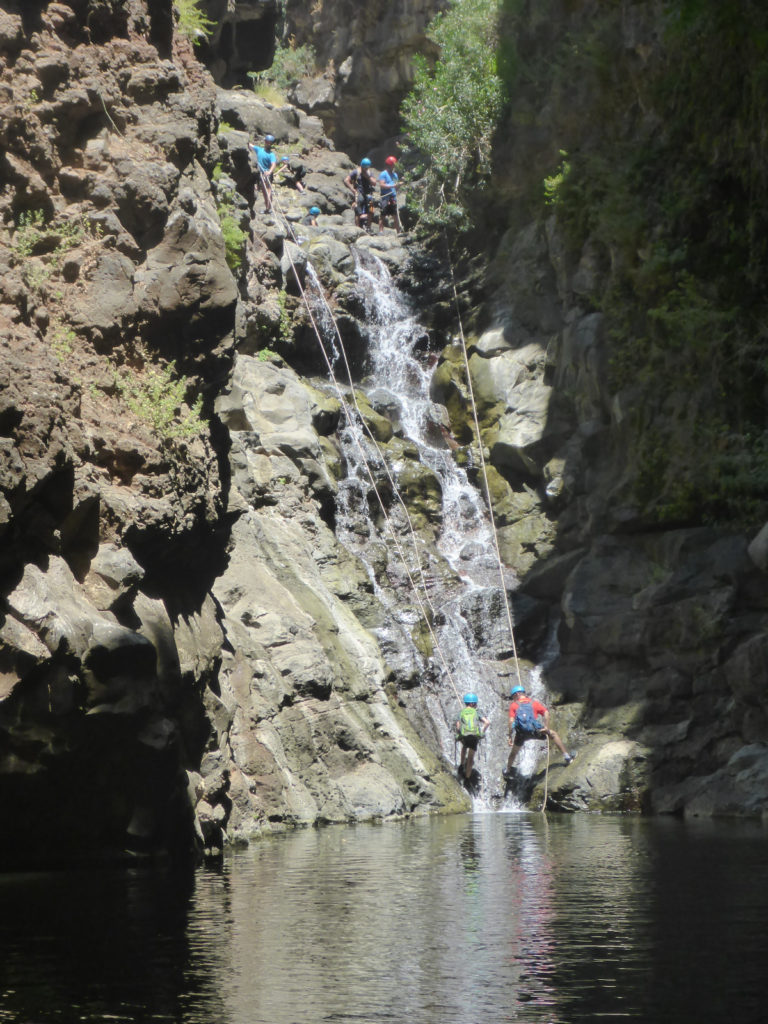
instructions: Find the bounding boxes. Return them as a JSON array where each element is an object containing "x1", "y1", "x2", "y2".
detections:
[
  {"x1": 459, "y1": 735, "x2": 480, "y2": 750},
  {"x1": 514, "y1": 727, "x2": 546, "y2": 743}
]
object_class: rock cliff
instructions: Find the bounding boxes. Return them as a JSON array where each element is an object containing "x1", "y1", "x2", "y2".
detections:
[
  {"x1": 0, "y1": 0, "x2": 469, "y2": 868},
  {"x1": 197, "y1": 0, "x2": 447, "y2": 151},
  {"x1": 2, "y1": 0, "x2": 765, "y2": 871},
  {"x1": 429, "y1": 0, "x2": 768, "y2": 817}
]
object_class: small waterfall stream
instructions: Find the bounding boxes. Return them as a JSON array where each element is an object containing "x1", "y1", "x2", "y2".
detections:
[{"x1": 309, "y1": 251, "x2": 544, "y2": 808}]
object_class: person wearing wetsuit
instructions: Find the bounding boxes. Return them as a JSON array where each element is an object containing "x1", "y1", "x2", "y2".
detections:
[{"x1": 344, "y1": 158, "x2": 376, "y2": 230}]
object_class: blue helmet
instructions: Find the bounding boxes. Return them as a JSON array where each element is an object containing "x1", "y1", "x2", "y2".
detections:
[
  {"x1": 510, "y1": 685, "x2": 526, "y2": 697},
  {"x1": 264, "y1": 134, "x2": 275, "y2": 144},
  {"x1": 309, "y1": 206, "x2": 320, "y2": 215},
  {"x1": 281, "y1": 155, "x2": 290, "y2": 162},
  {"x1": 361, "y1": 157, "x2": 372, "y2": 167},
  {"x1": 463, "y1": 693, "x2": 478, "y2": 705}
]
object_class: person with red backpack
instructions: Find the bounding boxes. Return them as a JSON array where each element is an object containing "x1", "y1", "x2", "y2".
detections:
[{"x1": 503, "y1": 684, "x2": 573, "y2": 780}]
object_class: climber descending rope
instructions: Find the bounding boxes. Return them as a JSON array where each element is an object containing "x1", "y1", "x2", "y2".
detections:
[{"x1": 444, "y1": 234, "x2": 559, "y2": 811}]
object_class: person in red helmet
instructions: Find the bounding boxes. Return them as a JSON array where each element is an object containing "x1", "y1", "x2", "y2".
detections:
[{"x1": 378, "y1": 155, "x2": 401, "y2": 233}]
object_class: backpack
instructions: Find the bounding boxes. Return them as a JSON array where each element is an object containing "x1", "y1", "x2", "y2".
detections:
[
  {"x1": 459, "y1": 706, "x2": 482, "y2": 737},
  {"x1": 514, "y1": 700, "x2": 543, "y2": 734}
]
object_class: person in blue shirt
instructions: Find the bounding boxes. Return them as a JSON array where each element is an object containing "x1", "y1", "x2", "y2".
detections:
[
  {"x1": 250, "y1": 133, "x2": 277, "y2": 212},
  {"x1": 378, "y1": 155, "x2": 401, "y2": 233}
]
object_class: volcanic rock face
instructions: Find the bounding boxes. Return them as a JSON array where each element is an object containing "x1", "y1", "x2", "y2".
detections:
[
  {"x1": 0, "y1": 0, "x2": 468, "y2": 867},
  {"x1": 201, "y1": 0, "x2": 447, "y2": 150},
  {"x1": 4, "y1": 1, "x2": 766, "y2": 867}
]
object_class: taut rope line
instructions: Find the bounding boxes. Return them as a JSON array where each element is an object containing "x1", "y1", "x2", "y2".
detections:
[
  {"x1": 541, "y1": 733, "x2": 550, "y2": 814},
  {"x1": 260, "y1": 188, "x2": 463, "y2": 703},
  {"x1": 443, "y1": 233, "x2": 523, "y2": 692},
  {"x1": 272, "y1": 184, "x2": 439, "y2": 624}
]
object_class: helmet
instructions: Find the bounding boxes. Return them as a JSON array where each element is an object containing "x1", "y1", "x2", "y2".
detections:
[
  {"x1": 463, "y1": 692, "x2": 478, "y2": 705},
  {"x1": 309, "y1": 206, "x2": 320, "y2": 216},
  {"x1": 281, "y1": 155, "x2": 290, "y2": 162},
  {"x1": 360, "y1": 157, "x2": 372, "y2": 167},
  {"x1": 385, "y1": 155, "x2": 397, "y2": 166},
  {"x1": 264, "y1": 134, "x2": 275, "y2": 144},
  {"x1": 510, "y1": 685, "x2": 526, "y2": 697}
]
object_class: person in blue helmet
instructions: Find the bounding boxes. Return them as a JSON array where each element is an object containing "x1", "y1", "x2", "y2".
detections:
[
  {"x1": 344, "y1": 157, "x2": 376, "y2": 230},
  {"x1": 276, "y1": 154, "x2": 306, "y2": 192},
  {"x1": 454, "y1": 693, "x2": 490, "y2": 781},
  {"x1": 503, "y1": 684, "x2": 573, "y2": 779},
  {"x1": 250, "y1": 133, "x2": 277, "y2": 211},
  {"x1": 302, "y1": 206, "x2": 320, "y2": 226}
]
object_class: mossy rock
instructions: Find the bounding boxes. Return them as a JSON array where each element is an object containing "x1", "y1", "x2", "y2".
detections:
[{"x1": 354, "y1": 390, "x2": 394, "y2": 443}]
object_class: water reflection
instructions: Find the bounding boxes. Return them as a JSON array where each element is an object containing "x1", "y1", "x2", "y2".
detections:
[{"x1": 0, "y1": 815, "x2": 766, "y2": 1023}]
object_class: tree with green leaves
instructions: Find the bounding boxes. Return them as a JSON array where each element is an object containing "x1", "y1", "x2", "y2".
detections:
[{"x1": 401, "y1": 0, "x2": 506, "y2": 229}]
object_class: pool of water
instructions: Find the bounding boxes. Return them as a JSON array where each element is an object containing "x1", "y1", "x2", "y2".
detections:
[{"x1": 1, "y1": 813, "x2": 765, "y2": 1023}]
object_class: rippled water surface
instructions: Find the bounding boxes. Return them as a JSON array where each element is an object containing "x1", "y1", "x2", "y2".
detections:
[{"x1": 1, "y1": 814, "x2": 766, "y2": 1023}]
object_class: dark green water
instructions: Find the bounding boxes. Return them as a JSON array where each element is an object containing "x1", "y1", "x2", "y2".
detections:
[{"x1": 0, "y1": 813, "x2": 765, "y2": 1023}]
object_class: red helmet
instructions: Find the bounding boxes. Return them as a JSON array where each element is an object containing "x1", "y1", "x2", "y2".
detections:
[{"x1": 385, "y1": 155, "x2": 397, "y2": 166}]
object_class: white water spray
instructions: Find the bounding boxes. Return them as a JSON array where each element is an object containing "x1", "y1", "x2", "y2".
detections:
[{"x1": 316, "y1": 249, "x2": 546, "y2": 808}]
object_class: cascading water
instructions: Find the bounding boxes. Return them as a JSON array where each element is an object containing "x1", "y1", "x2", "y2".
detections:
[{"x1": 308, "y1": 250, "x2": 547, "y2": 809}]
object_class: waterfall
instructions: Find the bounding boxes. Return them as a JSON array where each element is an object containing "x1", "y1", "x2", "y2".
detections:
[{"x1": 309, "y1": 251, "x2": 544, "y2": 809}]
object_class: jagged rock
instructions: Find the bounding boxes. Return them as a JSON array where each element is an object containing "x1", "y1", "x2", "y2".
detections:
[
  {"x1": 747, "y1": 522, "x2": 768, "y2": 571},
  {"x1": 82, "y1": 542, "x2": 144, "y2": 610},
  {"x1": 133, "y1": 162, "x2": 238, "y2": 333},
  {"x1": 0, "y1": 10, "x2": 23, "y2": 52},
  {"x1": 70, "y1": 251, "x2": 138, "y2": 337},
  {"x1": 282, "y1": 0, "x2": 445, "y2": 149},
  {"x1": 540, "y1": 738, "x2": 650, "y2": 813}
]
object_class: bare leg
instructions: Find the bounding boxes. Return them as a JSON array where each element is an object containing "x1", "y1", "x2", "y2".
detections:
[
  {"x1": 505, "y1": 737, "x2": 523, "y2": 774},
  {"x1": 259, "y1": 176, "x2": 272, "y2": 212},
  {"x1": 544, "y1": 727, "x2": 569, "y2": 758},
  {"x1": 464, "y1": 747, "x2": 476, "y2": 779}
]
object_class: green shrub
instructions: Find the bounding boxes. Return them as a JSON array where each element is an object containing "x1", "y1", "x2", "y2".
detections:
[
  {"x1": 400, "y1": 0, "x2": 507, "y2": 228},
  {"x1": 277, "y1": 290, "x2": 292, "y2": 346},
  {"x1": 533, "y1": 0, "x2": 768, "y2": 526},
  {"x1": 12, "y1": 210, "x2": 95, "y2": 260},
  {"x1": 264, "y1": 41, "x2": 317, "y2": 92},
  {"x1": 174, "y1": 0, "x2": 215, "y2": 46},
  {"x1": 12, "y1": 210, "x2": 46, "y2": 257},
  {"x1": 246, "y1": 73, "x2": 285, "y2": 106},
  {"x1": 220, "y1": 212, "x2": 246, "y2": 272},
  {"x1": 113, "y1": 360, "x2": 205, "y2": 441},
  {"x1": 213, "y1": 183, "x2": 247, "y2": 272}
]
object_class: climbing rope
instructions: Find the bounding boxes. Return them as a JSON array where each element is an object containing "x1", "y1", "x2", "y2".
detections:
[
  {"x1": 267, "y1": 171, "x2": 439, "y2": 621},
  {"x1": 443, "y1": 233, "x2": 524, "y2": 693},
  {"x1": 256, "y1": 178, "x2": 465, "y2": 705},
  {"x1": 541, "y1": 733, "x2": 550, "y2": 814}
]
